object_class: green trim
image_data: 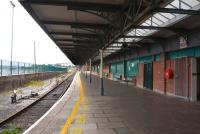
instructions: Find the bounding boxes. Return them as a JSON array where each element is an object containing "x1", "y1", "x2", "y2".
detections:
[
  {"x1": 195, "y1": 47, "x2": 200, "y2": 57},
  {"x1": 155, "y1": 54, "x2": 161, "y2": 61},
  {"x1": 166, "y1": 46, "x2": 200, "y2": 59},
  {"x1": 139, "y1": 55, "x2": 154, "y2": 63}
]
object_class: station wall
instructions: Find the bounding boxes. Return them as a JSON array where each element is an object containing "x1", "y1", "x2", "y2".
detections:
[
  {"x1": 91, "y1": 47, "x2": 199, "y2": 101},
  {"x1": 0, "y1": 72, "x2": 60, "y2": 93},
  {"x1": 89, "y1": 29, "x2": 200, "y2": 101}
]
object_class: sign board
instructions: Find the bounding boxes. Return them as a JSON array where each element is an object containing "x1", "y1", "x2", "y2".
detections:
[{"x1": 180, "y1": 36, "x2": 187, "y2": 49}]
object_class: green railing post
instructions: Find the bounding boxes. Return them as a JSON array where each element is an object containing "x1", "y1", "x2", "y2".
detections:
[
  {"x1": 18, "y1": 62, "x2": 19, "y2": 75},
  {"x1": 0, "y1": 60, "x2": 2, "y2": 76},
  {"x1": 24, "y1": 63, "x2": 25, "y2": 74}
]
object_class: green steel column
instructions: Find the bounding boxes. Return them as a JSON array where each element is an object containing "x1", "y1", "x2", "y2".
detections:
[
  {"x1": 89, "y1": 59, "x2": 92, "y2": 84},
  {"x1": 99, "y1": 49, "x2": 104, "y2": 96}
]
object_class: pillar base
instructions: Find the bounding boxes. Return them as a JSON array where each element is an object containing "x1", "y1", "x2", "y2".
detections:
[
  {"x1": 90, "y1": 74, "x2": 92, "y2": 84},
  {"x1": 100, "y1": 77, "x2": 104, "y2": 96}
]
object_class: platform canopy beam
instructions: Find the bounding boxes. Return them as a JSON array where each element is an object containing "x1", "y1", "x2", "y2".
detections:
[
  {"x1": 20, "y1": 0, "x2": 122, "y2": 12},
  {"x1": 42, "y1": 20, "x2": 111, "y2": 29},
  {"x1": 50, "y1": 32, "x2": 100, "y2": 38},
  {"x1": 155, "y1": 8, "x2": 200, "y2": 15},
  {"x1": 131, "y1": 25, "x2": 186, "y2": 32},
  {"x1": 55, "y1": 39, "x2": 98, "y2": 42}
]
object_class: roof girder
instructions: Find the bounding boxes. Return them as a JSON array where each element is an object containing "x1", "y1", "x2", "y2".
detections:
[
  {"x1": 20, "y1": 0, "x2": 122, "y2": 12},
  {"x1": 42, "y1": 20, "x2": 111, "y2": 29},
  {"x1": 155, "y1": 8, "x2": 200, "y2": 15}
]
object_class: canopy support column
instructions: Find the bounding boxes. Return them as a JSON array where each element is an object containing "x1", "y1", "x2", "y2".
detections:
[
  {"x1": 99, "y1": 49, "x2": 104, "y2": 96},
  {"x1": 90, "y1": 59, "x2": 92, "y2": 84}
]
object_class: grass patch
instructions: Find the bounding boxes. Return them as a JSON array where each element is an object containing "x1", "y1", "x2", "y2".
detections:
[
  {"x1": 24, "y1": 80, "x2": 44, "y2": 87},
  {"x1": 16, "y1": 89, "x2": 24, "y2": 94},
  {"x1": 0, "y1": 125, "x2": 22, "y2": 134}
]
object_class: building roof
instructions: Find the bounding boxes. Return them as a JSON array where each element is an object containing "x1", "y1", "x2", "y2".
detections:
[{"x1": 19, "y1": 0, "x2": 200, "y2": 65}]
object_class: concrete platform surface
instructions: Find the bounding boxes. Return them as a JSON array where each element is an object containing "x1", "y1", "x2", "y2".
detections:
[{"x1": 25, "y1": 72, "x2": 200, "y2": 134}]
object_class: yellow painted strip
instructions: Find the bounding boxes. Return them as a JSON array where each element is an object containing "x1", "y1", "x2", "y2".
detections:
[
  {"x1": 75, "y1": 114, "x2": 86, "y2": 124},
  {"x1": 60, "y1": 74, "x2": 84, "y2": 134}
]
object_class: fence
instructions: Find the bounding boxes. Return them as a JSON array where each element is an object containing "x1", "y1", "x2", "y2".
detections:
[{"x1": 0, "y1": 60, "x2": 67, "y2": 76}]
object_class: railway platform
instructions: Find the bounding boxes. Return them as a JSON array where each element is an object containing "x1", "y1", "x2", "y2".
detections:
[{"x1": 24, "y1": 72, "x2": 200, "y2": 134}]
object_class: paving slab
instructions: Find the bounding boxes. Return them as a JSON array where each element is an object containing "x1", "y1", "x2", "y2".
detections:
[
  {"x1": 75, "y1": 73, "x2": 200, "y2": 134},
  {"x1": 24, "y1": 72, "x2": 200, "y2": 134}
]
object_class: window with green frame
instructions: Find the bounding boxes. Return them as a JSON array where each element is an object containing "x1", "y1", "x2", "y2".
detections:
[
  {"x1": 125, "y1": 59, "x2": 139, "y2": 78},
  {"x1": 116, "y1": 62, "x2": 123, "y2": 75},
  {"x1": 110, "y1": 63, "x2": 116, "y2": 74}
]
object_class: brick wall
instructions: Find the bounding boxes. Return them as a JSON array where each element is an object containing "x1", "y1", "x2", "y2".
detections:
[
  {"x1": 188, "y1": 58, "x2": 192, "y2": 98},
  {"x1": 136, "y1": 63, "x2": 144, "y2": 88},
  {"x1": 153, "y1": 61, "x2": 165, "y2": 93},
  {"x1": 165, "y1": 60, "x2": 175, "y2": 95}
]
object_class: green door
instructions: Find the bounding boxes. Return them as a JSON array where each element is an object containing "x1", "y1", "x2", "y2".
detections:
[{"x1": 144, "y1": 63, "x2": 153, "y2": 89}]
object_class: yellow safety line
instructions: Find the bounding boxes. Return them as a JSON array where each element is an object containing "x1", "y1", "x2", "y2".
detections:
[{"x1": 60, "y1": 74, "x2": 84, "y2": 134}]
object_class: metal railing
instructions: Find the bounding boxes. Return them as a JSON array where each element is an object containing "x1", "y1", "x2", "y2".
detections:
[{"x1": 0, "y1": 60, "x2": 67, "y2": 76}]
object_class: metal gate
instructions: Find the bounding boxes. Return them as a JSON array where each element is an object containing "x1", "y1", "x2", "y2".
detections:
[
  {"x1": 144, "y1": 63, "x2": 153, "y2": 89},
  {"x1": 174, "y1": 58, "x2": 189, "y2": 98}
]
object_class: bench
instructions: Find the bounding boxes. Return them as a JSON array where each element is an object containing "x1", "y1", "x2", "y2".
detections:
[
  {"x1": 123, "y1": 76, "x2": 136, "y2": 86},
  {"x1": 114, "y1": 74, "x2": 122, "y2": 80}
]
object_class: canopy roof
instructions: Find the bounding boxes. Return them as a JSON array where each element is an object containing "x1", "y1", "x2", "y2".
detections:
[{"x1": 19, "y1": 0, "x2": 200, "y2": 65}]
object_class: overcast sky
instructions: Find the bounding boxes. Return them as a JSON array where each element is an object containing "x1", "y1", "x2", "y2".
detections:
[{"x1": 0, "y1": 0, "x2": 72, "y2": 65}]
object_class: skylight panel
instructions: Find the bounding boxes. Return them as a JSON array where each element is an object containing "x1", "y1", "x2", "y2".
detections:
[
  {"x1": 125, "y1": 38, "x2": 133, "y2": 42},
  {"x1": 181, "y1": 0, "x2": 192, "y2": 8},
  {"x1": 170, "y1": 0, "x2": 180, "y2": 8},
  {"x1": 127, "y1": 29, "x2": 136, "y2": 36},
  {"x1": 144, "y1": 19, "x2": 152, "y2": 26},
  {"x1": 111, "y1": 43, "x2": 122, "y2": 47},
  {"x1": 160, "y1": 13, "x2": 175, "y2": 19},
  {"x1": 141, "y1": 22, "x2": 150, "y2": 26},
  {"x1": 181, "y1": 2, "x2": 192, "y2": 9},
  {"x1": 154, "y1": 13, "x2": 169, "y2": 23},
  {"x1": 166, "y1": 3, "x2": 177, "y2": 9},
  {"x1": 107, "y1": 47, "x2": 121, "y2": 50},
  {"x1": 152, "y1": 16, "x2": 163, "y2": 25},
  {"x1": 118, "y1": 38, "x2": 123, "y2": 42},
  {"x1": 136, "y1": 29, "x2": 145, "y2": 35},
  {"x1": 138, "y1": 29, "x2": 146, "y2": 34},
  {"x1": 118, "y1": 38, "x2": 133, "y2": 42},
  {"x1": 182, "y1": 0, "x2": 200, "y2": 7},
  {"x1": 136, "y1": 30, "x2": 142, "y2": 36}
]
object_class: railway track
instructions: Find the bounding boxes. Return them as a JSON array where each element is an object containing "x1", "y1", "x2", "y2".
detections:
[{"x1": 0, "y1": 73, "x2": 75, "y2": 133}]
